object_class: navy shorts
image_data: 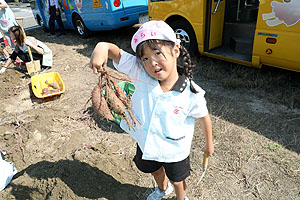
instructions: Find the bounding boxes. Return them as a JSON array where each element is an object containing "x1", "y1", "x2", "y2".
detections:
[{"x1": 133, "y1": 145, "x2": 191, "y2": 182}]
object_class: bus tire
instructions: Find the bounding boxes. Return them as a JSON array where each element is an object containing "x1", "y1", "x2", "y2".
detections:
[
  {"x1": 169, "y1": 20, "x2": 198, "y2": 56},
  {"x1": 73, "y1": 15, "x2": 90, "y2": 38}
]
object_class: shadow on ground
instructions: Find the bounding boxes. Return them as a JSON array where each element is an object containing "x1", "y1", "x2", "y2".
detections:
[{"x1": 11, "y1": 159, "x2": 148, "y2": 200}]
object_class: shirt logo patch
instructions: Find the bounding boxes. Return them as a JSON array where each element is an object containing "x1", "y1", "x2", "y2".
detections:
[{"x1": 174, "y1": 109, "x2": 179, "y2": 114}]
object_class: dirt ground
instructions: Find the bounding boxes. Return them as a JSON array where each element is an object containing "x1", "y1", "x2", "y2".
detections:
[{"x1": 0, "y1": 26, "x2": 299, "y2": 200}]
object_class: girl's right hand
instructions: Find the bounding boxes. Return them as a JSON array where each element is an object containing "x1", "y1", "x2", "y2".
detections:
[{"x1": 89, "y1": 42, "x2": 109, "y2": 74}]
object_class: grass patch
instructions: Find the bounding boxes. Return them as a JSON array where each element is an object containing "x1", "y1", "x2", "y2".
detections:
[{"x1": 267, "y1": 144, "x2": 283, "y2": 153}]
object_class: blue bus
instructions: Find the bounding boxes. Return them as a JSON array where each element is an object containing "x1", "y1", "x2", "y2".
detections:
[{"x1": 30, "y1": 0, "x2": 148, "y2": 37}]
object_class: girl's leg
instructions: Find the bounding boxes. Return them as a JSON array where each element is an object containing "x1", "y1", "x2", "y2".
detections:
[
  {"x1": 0, "y1": 47, "x2": 9, "y2": 58},
  {"x1": 171, "y1": 180, "x2": 186, "y2": 200},
  {"x1": 151, "y1": 166, "x2": 168, "y2": 191}
]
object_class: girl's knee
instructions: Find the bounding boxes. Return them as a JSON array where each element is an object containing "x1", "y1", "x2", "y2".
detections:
[
  {"x1": 151, "y1": 166, "x2": 164, "y2": 176},
  {"x1": 170, "y1": 180, "x2": 183, "y2": 187}
]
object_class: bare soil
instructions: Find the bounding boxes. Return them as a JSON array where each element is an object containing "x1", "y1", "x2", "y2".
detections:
[{"x1": 0, "y1": 26, "x2": 299, "y2": 200}]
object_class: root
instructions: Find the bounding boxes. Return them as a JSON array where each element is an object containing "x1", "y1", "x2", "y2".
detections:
[{"x1": 91, "y1": 67, "x2": 136, "y2": 128}]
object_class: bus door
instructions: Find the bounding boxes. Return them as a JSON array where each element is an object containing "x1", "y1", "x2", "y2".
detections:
[
  {"x1": 36, "y1": 0, "x2": 48, "y2": 28},
  {"x1": 206, "y1": 0, "x2": 226, "y2": 50},
  {"x1": 59, "y1": 0, "x2": 75, "y2": 24},
  {"x1": 58, "y1": 0, "x2": 74, "y2": 29},
  {"x1": 205, "y1": 0, "x2": 260, "y2": 64}
]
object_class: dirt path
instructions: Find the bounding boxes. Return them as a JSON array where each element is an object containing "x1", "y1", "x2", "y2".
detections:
[{"x1": 0, "y1": 27, "x2": 299, "y2": 200}]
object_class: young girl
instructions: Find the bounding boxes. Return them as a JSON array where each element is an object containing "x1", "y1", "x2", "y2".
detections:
[
  {"x1": 1, "y1": 25, "x2": 52, "y2": 73},
  {"x1": 0, "y1": 0, "x2": 17, "y2": 50},
  {"x1": 89, "y1": 20, "x2": 214, "y2": 200}
]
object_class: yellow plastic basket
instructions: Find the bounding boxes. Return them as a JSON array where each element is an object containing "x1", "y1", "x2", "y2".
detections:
[{"x1": 31, "y1": 72, "x2": 65, "y2": 98}]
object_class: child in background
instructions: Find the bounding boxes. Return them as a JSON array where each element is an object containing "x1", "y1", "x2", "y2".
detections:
[
  {"x1": 0, "y1": 0, "x2": 16, "y2": 48},
  {"x1": 0, "y1": 0, "x2": 17, "y2": 59},
  {"x1": 89, "y1": 20, "x2": 214, "y2": 200},
  {"x1": 0, "y1": 25, "x2": 52, "y2": 73}
]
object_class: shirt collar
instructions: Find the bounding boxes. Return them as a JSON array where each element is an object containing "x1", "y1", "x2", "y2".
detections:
[{"x1": 172, "y1": 73, "x2": 188, "y2": 93}]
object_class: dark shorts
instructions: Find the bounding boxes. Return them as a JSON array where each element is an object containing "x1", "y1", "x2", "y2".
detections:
[{"x1": 133, "y1": 145, "x2": 191, "y2": 182}]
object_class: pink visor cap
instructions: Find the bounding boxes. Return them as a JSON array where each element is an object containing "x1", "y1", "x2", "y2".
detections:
[{"x1": 131, "y1": 20, "x2": 180, "y2": 52}]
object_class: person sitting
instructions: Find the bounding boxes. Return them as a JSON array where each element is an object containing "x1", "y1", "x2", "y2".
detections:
[{"x1": 0, "y1": 25, "x2": 52, "y2": 74}]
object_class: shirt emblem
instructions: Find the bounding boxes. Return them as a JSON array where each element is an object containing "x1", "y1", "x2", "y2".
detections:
[{"x1": 174, "y1": 109, "x2": 179, "y2": 114}]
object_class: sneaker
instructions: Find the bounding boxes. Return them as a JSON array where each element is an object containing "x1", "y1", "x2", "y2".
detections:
[
  {"x1": 39, "y1": 68, "x2": 46, "y2": 73},
  {"x1": 0, "y1": 67, "x2": 7, "y2": 74},
  {"x1": 1, "y1": 56, "x2": 7, "y2": 61},
  {"x1": 147, "y1": 181, "x2": 173, "y2": 200},
  {"x1": 39, "y1": 66, "x2": 51, "y2": 73}
]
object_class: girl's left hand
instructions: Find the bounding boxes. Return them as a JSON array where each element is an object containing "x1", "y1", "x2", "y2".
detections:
[{"x1": 202, "y1": 144, "x2": 214, "y2": 157}]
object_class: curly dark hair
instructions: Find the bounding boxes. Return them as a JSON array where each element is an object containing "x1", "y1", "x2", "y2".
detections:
[{"x1": 136, "y1": 39, "x2": 198, "y2": 93}]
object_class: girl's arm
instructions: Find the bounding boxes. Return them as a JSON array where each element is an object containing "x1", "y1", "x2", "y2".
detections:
[
  {"x1": 89, "y1": 42, "x2": 122, "y2": 74},
  {"x1": 198, "y1": 114, "x2": 214, "y2": 157},
  {"x1": 25, "y1": 38, "x2": 44, "y2": 55}
]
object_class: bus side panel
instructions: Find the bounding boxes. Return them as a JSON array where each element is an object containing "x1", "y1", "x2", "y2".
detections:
[
  {"x1": 58, "y1": 0, "x2": 74, "y2": 29},
  {"x1": 149, "y1": 0, "x2": 206, "y2": 52},
  {"x1": 122, "y1": 0, "x2": 148, "y2": 15},
  {"x1": 63, "y1": 0, "x2": 148, "y2": 31},
  {"x1": 253, "y1": 1, "x2": 300, "y2": 72}
]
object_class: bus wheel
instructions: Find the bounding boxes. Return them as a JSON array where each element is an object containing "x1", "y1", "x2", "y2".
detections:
[
  {"x1": 73, "y1": 15, "x2": 90, "y2": 38},
  {"x1": 169, "y1": 20, "x2": 198, "y2": 55}
]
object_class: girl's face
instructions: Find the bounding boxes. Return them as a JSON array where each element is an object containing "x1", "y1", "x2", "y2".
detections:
[{"x1": 141, "y1": 43, "x2": 180, "y2": 84}]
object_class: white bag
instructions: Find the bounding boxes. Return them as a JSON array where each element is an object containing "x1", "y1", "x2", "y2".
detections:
[{"x1": 0, "y1": 154, "x2": 17, "y2": 191}]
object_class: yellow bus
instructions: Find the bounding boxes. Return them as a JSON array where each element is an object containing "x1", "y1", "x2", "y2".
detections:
[{"x1": 148, "y1": 0, "x2": 300, "y2": 72}]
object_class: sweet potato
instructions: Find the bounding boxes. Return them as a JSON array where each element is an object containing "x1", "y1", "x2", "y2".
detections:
[
  {"x1": 42, "y1": 88, "x2": 49, "y2": 95},
  {"x1": 45, "y1": 80, "x2": 60, "y2": 90},
  {"x1": 110, "y1": 80, "x2": 136, "y2": 124},
  {"x1": 105, "y1": 83, "x2": 134, "y2": 129},
  {"x1": 105, "y1": 83, "x2": 126, "y2": 116},
  {"x1": 41, "y1": 88, "x2": 59, "y2": 96},
  {"x1": 92, "y1": 86, "x2": 114, "y2": 121},
  {"x1": 91, "y1": 70, "x2": 135, "y2": 128},
  {"x1": 110, "y1": 80, "x2": 130, "y2": 107}
]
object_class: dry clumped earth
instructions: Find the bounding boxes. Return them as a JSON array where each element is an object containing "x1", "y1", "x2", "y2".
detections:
[{"x1": 0, "y1": 26, "x2": 299, "y2": 200}]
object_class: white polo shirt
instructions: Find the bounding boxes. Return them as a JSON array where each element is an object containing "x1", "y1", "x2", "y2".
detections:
[
  {"x1": 48, "y1": 0, "x2": 59, "y2": 9},
  {"x1": 114, "y1": 50, "x2": 208, "y2": 163}
]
